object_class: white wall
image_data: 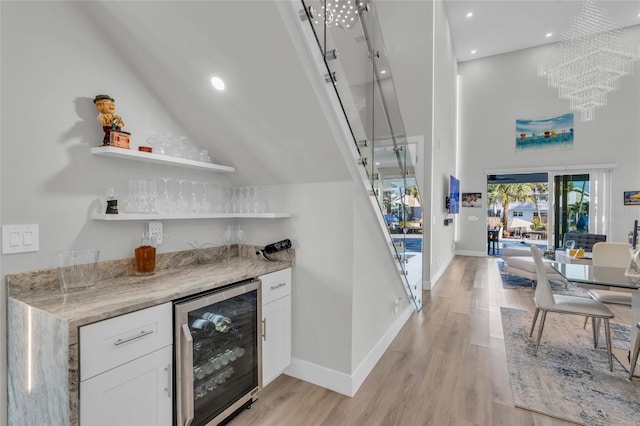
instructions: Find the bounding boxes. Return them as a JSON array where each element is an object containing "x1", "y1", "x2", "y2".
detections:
[
  {"x1": 457, "y1": 26, "x2": 640, "y2": 253},
  {"x1": 430, "y1": 1, "x2": 459, "y2": 283},
  {"x1": 351, "y1": 184, "x2": 409, "y2": 368},
  {"x1": 1, "y1": 1, "x2": 245, "y2": 274}
]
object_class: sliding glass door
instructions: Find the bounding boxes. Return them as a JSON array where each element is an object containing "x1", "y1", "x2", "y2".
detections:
[
  {"x1": 553, "y1": 174, "x2": 589, "y2": 248},
  {"x1": 551, "y1": 169, "x2": 612, "y2": 248}
]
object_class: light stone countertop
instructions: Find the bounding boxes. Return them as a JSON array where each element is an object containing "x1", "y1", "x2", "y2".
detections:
[{"x1": 7, "y1": 244, "x2": 295, "y2": 331}]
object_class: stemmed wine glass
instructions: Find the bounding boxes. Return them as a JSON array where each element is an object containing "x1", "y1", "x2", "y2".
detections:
[
  {"x1": 223, "y1": 225, "x2": 234, "y2": 265},
  {"x1": 235, "y1": 225, "x2": 244, "y2": 245},
  {"x1": 564, "y1": 239, "x2": 576, "y2": 257},
  {"x1": 157, "y1": 178, "x2": 172, "y2": 214},
  {"x1": 177, "y1": 180, "x2": 189, "y2": 214}
]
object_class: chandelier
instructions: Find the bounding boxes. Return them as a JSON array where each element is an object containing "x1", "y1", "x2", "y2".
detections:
[
  {"x1": 538, "y1": 0, "x2": 640, "y2": 121},
  {"x1": 312, "y1": 0, "x2": 366, "y2": 31}
]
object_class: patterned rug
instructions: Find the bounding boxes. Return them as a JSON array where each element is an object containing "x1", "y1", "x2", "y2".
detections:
[
  {"x1": 501, "y1": 307, "x2": 639, "y2": 425},
  {"x1": 498, "y1": 260, "x2": 591, "y2": 297}
]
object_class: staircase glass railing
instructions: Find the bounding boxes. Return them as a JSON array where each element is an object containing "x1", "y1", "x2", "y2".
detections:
[{"x1": 301, "y1": 0, "x2": 423, "y2": 310}]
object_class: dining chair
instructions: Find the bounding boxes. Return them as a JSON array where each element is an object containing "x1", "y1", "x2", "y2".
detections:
[
  {"x1": 529, "y1": 245, "x2": 615, "y2": 371},
  {"x1": 630, "y1": 322, "x2": 640, "y2": 380},
  {"x1": 583, "y1": 242, "x2": 632, "y2": 329}
]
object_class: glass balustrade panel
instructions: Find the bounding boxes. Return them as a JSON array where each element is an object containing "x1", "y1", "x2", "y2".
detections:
[{"x1": 302, "y1": 0, "x2": 422, "y2": 310}]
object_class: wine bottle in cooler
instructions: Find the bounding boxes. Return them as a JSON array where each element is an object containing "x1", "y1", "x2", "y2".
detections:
[
  {"x1": 201, "y1": 312, "x2": 232, "y2": 333},
  {"x1": 191, "y1": 318, "x2": 215, "y2": 337}
]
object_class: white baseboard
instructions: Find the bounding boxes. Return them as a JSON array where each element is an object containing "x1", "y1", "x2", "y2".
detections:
[
  {"x1": 284, "y1": 304, "x2": 414, "y2": 397},
  {"x1": 424, "y1": 252, "x2": 456, "y2": 290}
]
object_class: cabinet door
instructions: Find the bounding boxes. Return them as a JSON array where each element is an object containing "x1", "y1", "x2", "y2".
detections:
[
  {"x1": 262, "y1": 295, "x2": 291, "y2": 387},
  {"x1": 80, "y1": 345, "x2": 173, "y2": 426}
]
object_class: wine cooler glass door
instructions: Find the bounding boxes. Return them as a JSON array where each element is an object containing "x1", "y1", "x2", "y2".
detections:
[{"x1": 175, "y1": 279, "x2": 261, "y2": 426}]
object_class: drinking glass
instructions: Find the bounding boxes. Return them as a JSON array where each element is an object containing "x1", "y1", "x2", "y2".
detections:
[
  {"x1": 564, "y1": 239, "x2": 576, "y2": 250},
  {"x1": 206, "y1": 183, "x2": 218, "y2": 213},
  {"x1": 223, "y1": 225, "x2": 234, "y2": 264},
  {"x1": 157, "y1": 178, "x2": 173, "y2": 214},
  {"x1": 125, "y1": 179, "x2": 145, "y2": 213},
  {"x1": 145, "y1": 178, "x2": 158, "y2": 214},
  {"x1": 199, "y1": 149, "x2": 211, "y2": 163},
  {"x1": 177, "y1": 180, "x2": 190, "y2": 214},
  {"x1": 235, "y1": 225, "x2": 244, "y2": 245},
  {"x1": 232, "y1": 187, "x2": 242, "y2": 213},
  {"x1": 241, "y1": 187, "x2": 250, "y2": 213},
  {"x1": 195, "y1": 182, "x2": 209, "y2": 214}
]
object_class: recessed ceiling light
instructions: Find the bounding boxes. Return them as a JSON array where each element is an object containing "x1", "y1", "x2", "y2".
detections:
[
  {"x1": 380, "y1": 70, "x2": 387, "y2": 74},
  {"x1": 375, "y1": 162, "x2": 380, "y2": 165},
  {"x1": 471, "y1": 49, "x2": 477, "y2": 54},
  {"x1": 545, "y1": 32, "x2": 553, "y2": 38},
  {"x1": 210, "y1": 76, "x2": 226, "y2": 91},
  {"x1": 466, "y1": 12, "x2": 473, "y2": 18}
]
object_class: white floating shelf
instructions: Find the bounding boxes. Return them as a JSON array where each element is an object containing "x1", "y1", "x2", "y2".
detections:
[
  {"x1": 91, "y1": 146, "x2": 235, "y2": 172},
  {"x1": 91, "y1": 212, "x2": 290, "y2": 221}
]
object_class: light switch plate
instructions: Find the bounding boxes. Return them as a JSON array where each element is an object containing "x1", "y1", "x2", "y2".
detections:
[{"x1": 2, "y1": 224, "x2": 39, "y2": 254}]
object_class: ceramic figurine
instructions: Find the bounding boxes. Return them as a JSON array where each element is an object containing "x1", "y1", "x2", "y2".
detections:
[{"x1": 93, "y1": 94, "x2": 130, "y2": 148}]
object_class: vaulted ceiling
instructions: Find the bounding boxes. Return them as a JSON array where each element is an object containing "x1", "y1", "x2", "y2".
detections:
[
  {"x1": 77, "y1": 1, "x2": 352, "y2": 186},
  {"x1": 444, "y1": 0, "x2": 640, "y2": 62}
]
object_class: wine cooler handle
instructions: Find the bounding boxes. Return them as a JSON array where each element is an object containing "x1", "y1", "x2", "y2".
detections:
[
  {"x1": 262, "y1": 318, "x2": 267, "y2": 341},
  {"x1": 181, "y1": 324, "x2": 195, "y2": 426}
]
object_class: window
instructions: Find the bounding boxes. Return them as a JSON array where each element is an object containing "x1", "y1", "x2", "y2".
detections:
[{"x1": 513, "y1": 211, "x2": 523, "y2": 217}]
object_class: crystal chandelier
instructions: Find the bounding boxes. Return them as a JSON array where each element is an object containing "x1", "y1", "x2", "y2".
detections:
[
  {"x1": 312, "y1": 0, "x2": 366, "y2": 31},
  {"x1": 538, "y1": 0, "x2": 640, "y2": 121}
]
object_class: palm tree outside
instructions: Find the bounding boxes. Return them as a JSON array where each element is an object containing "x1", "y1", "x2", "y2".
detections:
[{"x1": 488, "y1": 183, "x2": 536, "y2": 233}]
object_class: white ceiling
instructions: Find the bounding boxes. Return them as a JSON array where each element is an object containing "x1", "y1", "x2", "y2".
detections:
[
  {"x1": 77, "y1": 1, "x2": 352, "y2": 186},
  {"x1": 444, "y1": 0, "x2": 640, "y2": 62}
]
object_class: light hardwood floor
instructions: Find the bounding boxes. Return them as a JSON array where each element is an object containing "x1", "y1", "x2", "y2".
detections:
[{"x1": 232, "y1": 256, "x2": 632, "y2": 426}]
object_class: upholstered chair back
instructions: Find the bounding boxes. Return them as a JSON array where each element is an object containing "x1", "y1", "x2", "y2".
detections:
[
  {"x1": 562, "y1": 232, "x2": 606, "y2": 252},
  {"x1": 592, "y1": 242, "x2": 631, "y2": 268},
  {"x1": 531, "y1": 245, "x2": 556, "y2": 308}
]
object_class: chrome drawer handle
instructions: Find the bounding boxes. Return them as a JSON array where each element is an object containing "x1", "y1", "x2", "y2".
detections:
[
  {"x1": 114, "y1": 329, "x2": 154, "y2": 346},
  {"x1": 270, "y1": 282, "x2": 287, "y2": 290}
]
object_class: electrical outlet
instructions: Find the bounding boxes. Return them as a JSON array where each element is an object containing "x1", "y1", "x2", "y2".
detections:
[
  {"x1": 394, "y1": 297, "x2": 402, "y2": 315},
  {"x1": 147, "y1": 221, "x2": 163, "y2": 245}
]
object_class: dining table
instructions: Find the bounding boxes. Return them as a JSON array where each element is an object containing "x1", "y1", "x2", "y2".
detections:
[{"x1": 551, "y1": 262, "x2": 640, "y2": 375}]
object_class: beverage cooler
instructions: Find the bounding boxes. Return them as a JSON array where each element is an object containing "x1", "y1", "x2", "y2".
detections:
[{"x1": 174, "y1": 279, "x2": 262, "y2": 426}]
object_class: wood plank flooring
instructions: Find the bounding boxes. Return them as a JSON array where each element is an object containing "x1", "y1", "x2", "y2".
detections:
[{"x1": 232, "y1": 256, "x2": 632, "y2": 426}]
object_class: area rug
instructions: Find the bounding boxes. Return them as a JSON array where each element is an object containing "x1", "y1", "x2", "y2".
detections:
[
  {"x1": 501, "y1": 307, "x2": 639, "y2": 425},
  {"x1": 498, "y1": 260, "x2": 591, "y2": 297}
]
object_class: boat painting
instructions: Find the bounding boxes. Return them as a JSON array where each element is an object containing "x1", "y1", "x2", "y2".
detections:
[{"x1": 515, "y1": 113, "x2": 573, "y2": 152}]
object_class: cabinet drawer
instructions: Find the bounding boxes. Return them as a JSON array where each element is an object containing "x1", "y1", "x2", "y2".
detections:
[
  {"x1": 80, "y1": 302, "x2": 172, "y2": 381},
  {"x1": 260, "y1": 268, "x2": 291, "y2": 305}
]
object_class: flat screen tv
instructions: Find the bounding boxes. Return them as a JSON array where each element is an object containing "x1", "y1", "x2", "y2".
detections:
[{"x1": 448, "y1": 175, "x2": 460, "y2": 214}]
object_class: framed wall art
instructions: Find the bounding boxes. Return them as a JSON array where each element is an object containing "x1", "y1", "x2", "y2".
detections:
[
  {"x1": 515, "y1": 113, "x2": 574, "y2": 153},
  {"x1": 461, "y1": 192, "x2": 482, "y2": 208},
  {"x1": 624, "y1": 191, "x2": 640, "y2": 205}
]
